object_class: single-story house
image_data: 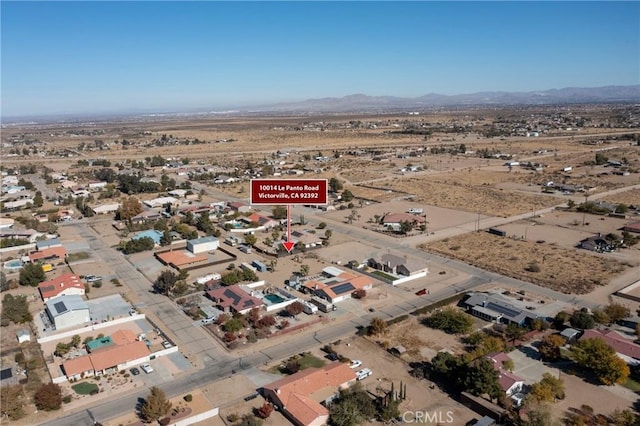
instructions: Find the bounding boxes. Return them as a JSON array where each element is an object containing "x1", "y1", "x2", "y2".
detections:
[
  {"x1": 155, "y1": 250, "x2": 208, "y2": 270},
  {"x1": 580, "y1": 329, "x2": 640, "y2": 365},
  {"x1": 131, "y1": 210, "x2": 162, "y2": 224},
  {"x1": 464, "y1": 292, "x2": 539, "y2": 326},
  {"x1": 143, "y1": 196, "x2": 179, "y2": 209},
  {"x1": 227, "y1": 201, "x2": 251, "y2": 213},
  {"x1": 29, "y1": 246, "x2": 67, "y2": 264},
  {"x1": 36, "y1": 238, "x2": 62, "y2": 251},
  {"x1": 303, "y1": 267, "x2": 374, "y2": 304},
  {"x1": 381, "y1": 212, "x2": 426, "y2": 231},
  {"x1": 241, "y1": 213, "x2": 279, "y2": 230},
  {"x1": 579, "y1": 235, "x2": 616, "y2": 253},
  {"x1": 560, "y1": 328, "x2": 581, "y2": 343},
  {"x1": 367, "y1": 252, "x2": 429, "y2": 277},
  {"x1": 623, "y1": 221, "x2": 640, "y2": 234},
  {"x1": 262, "y1": 363, "x2": 357, "y2": 426},
  {"x1": 38, "y1": 273, "x2": 85, "y2": 302},
  {"x1": 88, "y1": 181, "x2": 107, "y2": 191},
  {"x1": 206, "y1": 285, "x2": 265, "y2": 315},
  {"x1": 92, "y1": 203, "x2": 121, "y2": 215},
  {"x1": 485, "y1": 352, "x2": 525, "y2": 397},
  {"x1": 62, "y1": 340, "x2": 150, "y2": 380}
]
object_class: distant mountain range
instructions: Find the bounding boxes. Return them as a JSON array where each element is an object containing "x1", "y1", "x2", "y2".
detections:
[
  {"x1": 251, "y1": 85, "x2": 640, "y2": 113},
  {"x1": 3, "y1": 85, "x2": 639, "y2": 124}
]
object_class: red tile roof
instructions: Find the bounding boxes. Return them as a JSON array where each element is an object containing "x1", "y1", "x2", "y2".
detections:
[
  {"x1": 62, "y1": 356, "x2": 94, "y2": 377},
  {"x1": 29, "y1": 246, "x2": 67, "y2": 262},
  {"x1": 89, "y1": 341, "x2": 150, "y2": 372},
  {"x1": 263, "y1": 363, "x2": 356, "y2": 426},
  {"x1": 581, "y1": 329, "x2": 640, "y2": 360},
  {"x1": 37, "y1": 273, "x2": 84, "y2": 300},
  {"x1": 110, "y1": 329, "x2": 137, "y2": 346},
  {"x1": 156, "y1": 250, "x2": 207, "y2": 267}
]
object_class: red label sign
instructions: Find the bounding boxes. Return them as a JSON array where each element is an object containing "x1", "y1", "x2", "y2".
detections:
[{"x1": 250, "y1": 179, "x2": 328, "y2": 205}]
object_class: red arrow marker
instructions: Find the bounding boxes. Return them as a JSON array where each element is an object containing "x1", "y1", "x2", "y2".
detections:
[{"x1": 282, "y1": 204, "x2": 295, "y2": 253}]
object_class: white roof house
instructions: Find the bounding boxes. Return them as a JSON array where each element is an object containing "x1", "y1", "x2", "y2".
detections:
[
  {"x1": 92, "y1": 203, "x2": 121, "y2": 215},
  {"x1": 143, "y1": 196, "x2": 178, "y2": 208}
]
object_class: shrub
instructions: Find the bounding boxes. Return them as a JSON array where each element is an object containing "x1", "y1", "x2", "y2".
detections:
[
  {"x1": 34, "y1": 383, "x2": 62, "y2": 411},
  {"x1": 184, "y1": 394, "x2": 192, "y2": 402},
  {"x1": 159, "y1": 417, "x2": 171, "y2": 426},
  {"x1": 62, "y1": 395, "x2": 72, "y2": 404}
]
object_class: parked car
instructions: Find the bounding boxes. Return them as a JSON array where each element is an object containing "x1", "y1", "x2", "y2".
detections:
[
  {"x1": 356, "y1": 368, "x2": 373, "y2": 380},
  {"x1": 140, "y1": 363, "x2": 154, "y2": 374},
  {"x1": 326, "y1": 353, "x2": 339, "y2": 361},
  {"x1": 129, "y1": 367, "x2": 140, "y2": 376},
  {"x1": 349, "y1": 359, "x2": 362, "y2": 369},
  {"x1": 162, "y1": 341, "x2": 172, "y2": 349}
]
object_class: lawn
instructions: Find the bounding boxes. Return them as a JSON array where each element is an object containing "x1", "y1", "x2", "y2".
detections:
[
  {"x1": 622, "y1": 377, "x2": 640, "y2": 392},
  {"x1": 67, "y1": 252, "x2": 90, "y2": 262},
  {"x1": 269, "y1": 353, "x2": 326, "y2": 375},
  {"x1": 371, "y1": 270, "x2": 397, "y2": 281},
  {"x1": 71, "y1": 381, "x2": 99, "y2": 395}
]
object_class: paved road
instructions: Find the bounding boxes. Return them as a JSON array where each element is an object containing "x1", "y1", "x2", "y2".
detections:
[
  {"x1": 45, "y1": 180, "x2": 635, "y2": 425},
  {"x1": 63, "y1": 221, "x2": 232, "y2": 367}
]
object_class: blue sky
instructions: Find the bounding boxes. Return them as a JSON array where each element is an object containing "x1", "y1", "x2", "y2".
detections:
[{"x1": 1, "y1": 1, "x2": 639, "y2": 117}]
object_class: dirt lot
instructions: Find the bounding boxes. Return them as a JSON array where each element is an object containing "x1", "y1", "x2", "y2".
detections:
[
  {"x1": 422, "y1": 231, "x2": 630, "y2": 294},
  {"x1": 602, "y1": 187, "x2": 640, "y2": 206}
]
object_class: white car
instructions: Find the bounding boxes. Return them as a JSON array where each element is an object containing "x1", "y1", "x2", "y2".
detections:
[
  {"x1": 349, "y1": 360, "x2": 362, "y2": 369},
  {"x1": 162, "y1": 341, "x2": 172, "y2": 349},
  {"x1": 356, "y1": 368, "x2": 372, "y2": 380},
  {"x1": 140, "y1": 363, "x2": 154, "y2": 374}
]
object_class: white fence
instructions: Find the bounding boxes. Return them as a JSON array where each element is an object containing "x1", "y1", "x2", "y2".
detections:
[
  {"x1": 172, "y1": 408, "x2": 219, "y2": 426},
  {"x1": 0, "y1": 243, "x2": 35, "y2": 255},
  {"x1": 391, "y1": 271, "x2": 428, "y2": 286},
  {"x1": 37, "y1": 314, "x2": 146, "y2": 344}
]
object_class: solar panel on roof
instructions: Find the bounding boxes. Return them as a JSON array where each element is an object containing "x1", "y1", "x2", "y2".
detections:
[
  {"x1": 485, "y1": 302, "x2": 520, "y2": 318},
  {"x1": 331, "y1": 282, "x2": 356, "y2": 295},
  {"x1": 0, "y1": 368, "x2": 12, "y2": 380},
  {"x1": 53, "y1": 301, "x2": 67, "y2": 313}
]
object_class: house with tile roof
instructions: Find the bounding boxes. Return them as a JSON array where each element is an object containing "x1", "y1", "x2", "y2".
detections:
[
  {"x1": 28, "y1": 246, "x2": 67, "y2": 264},
  {"x1": 580, "y1": 329, "x2": 640, "y2": 366},
  {"x1": 62, "y1": 340, "x2": 150, "y2": 380},
  {"x1": 262, "y1": 363, "x2": 357, "y2": 426},
  {"x1": 206, "y1": 284, "x2": 265, "y2": 315},
  {"x1": 38, "y1": 273, "x2": 84, "y2": 302},
  {"x1": 367, "y1": 252, "x2": 429, "y2": 277}
]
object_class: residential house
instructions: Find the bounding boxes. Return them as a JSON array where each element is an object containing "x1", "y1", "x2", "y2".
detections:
[
  {"x1": 36, "y1": 238, "x2": 62, "y2": 251},
  {"x1": 62, "y1": 340, "x2": 150, "y2": 380},
  {"x1": 367, "y1": 252, "x2": 429, "y2": 277},
  {"x1": 38, "y1": 273, "x2": 85, "y2": 302},
  {"x1": 187, "y1": 236, "x2": 219, "y2": 254},
  {"x1": 380, "y1": 212, "x2": 426, "y2": 231},
  {"x1": 29, "y1": 246, "x2": 67, "y2": 264},
  {"x1": 143, "y1": 196, "x2": 179, "y2": 209},
  {"x1": 155, "y1": 250, "x2": 208, "y2": 270},
  {"x1": 464, "y1": 292, "x2": 539, "y2": 326},
  {"x1": 560, "y1": 328, "x2": 581, "y2": 344},
  {"x1": 131, "y1": 210, "x2": 162, "y2": 224},
  {"x1": 227, "y1": 201, "x2": 251, "y2": 213},
  {"x1": 88, "y1": 181, "x2": 107, "y2": 191},
  {"x1": 580, "y1": 329, "x2": 640, "y2": 366},
  {"x1": 303, "y1": 267, "x2": 374, "y2": 304},
  {"x1": 92, "y1": 203, "x2": 121, "y2": 215},
  {"x1": 579, "y1": 235, "x2": 616, "y2": 253},
  {"x1": 623, "y1": 221, "x2": 640, "y2": 234},
  {"x1": 206, "y1": 285, "x2": 265, "y2": 315},
  {"x1": 262, "y1": 363, "x2": 357, "y2": 426},
  {"x1": 241, "y1": 213, "x2": 279, "y2": 230},
  {"x1": 485, "y1": 352, "x2": 525, "y2": 398}
]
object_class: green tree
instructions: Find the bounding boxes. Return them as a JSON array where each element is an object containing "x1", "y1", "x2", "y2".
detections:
[
  {"x1": 329, "y1": 383, "x2": 376, "y2": 426},
  {"x1": 1, "y1": 294, "x2": 32, "y2": 326},
  {"x1": 463, "y1": 358, "x2": 502, "y2": 401},
  {"x1": 528, "y1": 373, "x2": 565, "y2": 403},
  {"x1": 424, "y1": 308, "x2": 473, "y2": 334},
  {"x1": 33, "y1": 191, "x2": 44, "y2": 208},
  {"x1": 244, "y1": 234, "x2": 257, "y2": 247},
  {"x1": 71, "y1": 334, "x2": 81, "y2": 348},
  {"x1": 299, "y1": 264, "x2": 310, "y2": 277},
  {"x1": 223, "y1": 317, "x2": 244, "y2": 333},
  {"x1": 153, "y1": 270, "x2": 179, "y2": 296},
  {"x1": 139, "y1": 386, "x2": 172, "y2": 423},
  {"x1": 569, "y1": 309, "x2": 595, "y2": 329},
  {"x1": 595, "y1": 152, "x2": 608, "y2": 165},
  {"x1": 19, "y1": 262, "x2": 45, "y2": 287},
  {"x1": 538, "y1": 334, "x2": 565, "y2": 361},
  {"x1": 572, "y1": 337, "x2": 630, "y2": 385},
  {"x1": 0, "y1": 271, "x2": 8, "y2": 292},
  {"x1": 328, "y1": 177, "x2": 343, "y2": 192},
  {"x1": 341, "y1": 189, "x2": 354, "y2": 202},
  {"x1": 505, "y1": 323, "x2": 526, "y2": 344},
  {"x1": 272, "y1": 206, "x2": 287, "y2": 220},
  {"x1": 553, "y1": 311, "x2": 570, "y2": 329},
  {"x1": 34, "y1": 383, "x2": 62, "y2": 411}
]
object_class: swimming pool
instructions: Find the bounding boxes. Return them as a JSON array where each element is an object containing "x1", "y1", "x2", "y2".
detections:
[
  {"x1": 3, "y1": 259, "x2": 23, "y2": 270},
  {"x1": 264, "y1": 294, "x2": 286, "y2": 304}
]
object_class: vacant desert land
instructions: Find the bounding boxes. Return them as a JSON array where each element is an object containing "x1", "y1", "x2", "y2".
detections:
[
  {"x1": 421, "y1": 232, "x2": 630, "y2": 294},
  {"x1": 602, "y1": 187, "x2": 640, "y2": 206}
]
